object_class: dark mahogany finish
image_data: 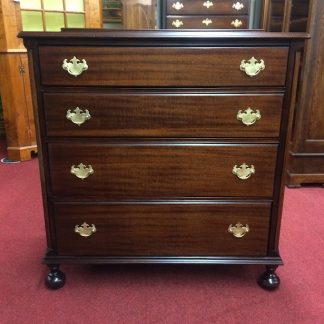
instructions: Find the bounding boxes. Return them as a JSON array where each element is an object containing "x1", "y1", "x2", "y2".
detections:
[
  {"x1": 20, "y1": 30, "x2": 307, "y2": 289},
  {"x1": 166, "y1": 0, "x2": 250, "y2": 15}
]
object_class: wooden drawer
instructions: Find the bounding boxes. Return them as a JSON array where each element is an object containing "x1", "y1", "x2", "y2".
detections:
[
  {"x1": 39, "y1": 46, "x2": 289, "y2": 87},
  {"x1": 167, "y1": 0, "x2": 250, "y2": 15},
  {"x1": 48, "y1": 143, "x2": 277, "y2": 199},
  {"x1": 167, "y1": 16, "x2": 248, "y2": 29},
  {"x1": 54, "y1": 202, "x2": 270, "y2": 256},
  {"x1": 44, "y1": 92, "x2": 283, "y2": 138}
]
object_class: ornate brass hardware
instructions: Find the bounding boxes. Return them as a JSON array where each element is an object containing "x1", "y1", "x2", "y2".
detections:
[
  {"x1": 240, "y1": 57, "x2": 265, "y2": 77},
  {"x1": 232, "y1": 163, "x2": 255, "y2": 180},
  {"x1": 62, "y1": 56, "x2": 88, "y2": 77},
  {"x1": 228, "y1": 223, "x2": 249, "y2": 238},
  {"x1": 203, "y1": 1, "x2": 213, "y2": 8},
  {"x1": 66, "y1": 107, "x2": 91, "y2": 126},
  {"x1": 231, "y1": 19, "x2": 243, "y2": 28},
  {"x1": 202, "y1": 18, "x2": 212, "y2": 26},
  {"x1": 237, "y1": 108, "x2": 261, "y2": 126},
  {"x1": 75, "y1": 222, "x2": 96, "y2": 238},
  {"x1": 232, "y1": 2, "x2": 244, "y2": 10},
  {"x1": 71, "y1": 163, "x2": 94, "y2": 180},
  {"x1": 172, "y1": 19, "x2": 184, "y2": 28},
  {"x1": 172, "y1": 1, "x2": 184, "y2": 10}
]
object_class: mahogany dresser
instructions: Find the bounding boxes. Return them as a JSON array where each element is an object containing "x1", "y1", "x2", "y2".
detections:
[
  {"x1": 163, "y1": 0, "x2": 251, "y2": 29},
  {"x1": 20, "y1": 30, "x2": 307, "y2": 290}
]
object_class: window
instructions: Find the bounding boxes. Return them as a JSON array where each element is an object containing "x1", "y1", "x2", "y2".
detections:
[{"x1": 20, "y1": 0, "x2": 86, "y2": 31}]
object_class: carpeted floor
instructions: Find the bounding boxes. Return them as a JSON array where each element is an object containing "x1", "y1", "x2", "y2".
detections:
[{"x1": 0, "y1": 140, "x2": 323, "y2": 324}]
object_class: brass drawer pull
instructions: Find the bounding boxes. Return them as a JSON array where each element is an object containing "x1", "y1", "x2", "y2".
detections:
[
  {"x1": 66, "y1": 107, "x2": 91, "y2": 126},
  {"x1": 232, "y1": 2, "x2": 244, "y2": 11},
  {"x1": 172, "y1": 1, "x2": 184, "y2": 10},
  {"x1": 231, "y1": 19, "x2": 243, "y2": 28},
  {"x1": 232, "y1": 163, "x2": 255, "y2": 180},
  {"x1": 228, "y1": 223, "x2": 249, "y2": 238},
  {"x1": 71, "y1": 163, "x2": 94, "y2": 180},
  {"x1": 202, "y1": 18, "x2": 212, "y2": 26},
  {"x1": 237, "y1": 108, "x2": 261, "y2": 126},
  {"x1": 75, "y1": 222, "x2": 96, "y2": 238},
  {"x1": 203, "y1": 1, "x2": 213, "y2": 8},
  {"x1": 240, "y1": 57, "x2": 265, "y2": 77},
  {"x1": 172, "y1": 19, "x2": 184, "y2": 28},
  {"x1": 62, "y1": 56, "x2": 88, "y2": 77}
]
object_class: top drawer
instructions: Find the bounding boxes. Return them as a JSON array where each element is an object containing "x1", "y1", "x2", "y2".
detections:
[
  {"x1": 167, "y1": 0, "x2": 250, "y2": 15},
  {"x1": 39, "y1": 46, "x2": 289, "y2": 87}
]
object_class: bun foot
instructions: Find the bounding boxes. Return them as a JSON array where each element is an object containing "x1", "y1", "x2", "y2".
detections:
[
  {"x1": 45, "y1": 265, "x2": 65, "y2": 289},
  {"x1": 258, "y1": 266, "x2": 280, "y2": 290}
]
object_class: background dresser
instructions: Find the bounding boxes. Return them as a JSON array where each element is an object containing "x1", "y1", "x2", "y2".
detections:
[
  {"x1": 21, "y1": 30, "x2": 306, "y2": 290},
  {"x1": 163, "y1": 0, "x2": 251, "y2": 29}
]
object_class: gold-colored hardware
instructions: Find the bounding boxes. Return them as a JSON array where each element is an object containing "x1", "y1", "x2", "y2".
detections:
[
  {"x1": 202, "y1": 18, "x2": 212, "y2": 26},
  {"x1": 228, "y1": 223, "x2": 249, "y2": 238},
  {"x1": 240, "y1": 57, "x2": 266, "y2": 77},
  {"x1": 71, "y1": 163, "x2": 94, "y2": 180},
  {"x1": 203, "y1": 1, "x2": 213, "y2": 8},
  {"x1": 62, "y1": 56, "x2": 88, "y2": 77},
  {"x1": 237, "y1": 108, "x2": 261, "y2": 126},
  {"x1": 172, "y1": 19, "x2": 184, "y2": 28},
  {"x1": 231, "y1": 19, "x2": 243, "y2": 28},
  {"x1": 172, "y1": 1, "x2": 184, "y2": 10},
  {"x1": 232, "y1": 163, "x2": 255, "y2": 180},
  {"x1": 75, "y1": 222, "x2": 96, "y2": 238},
  {"x1": 232, "y1": 2, "x2": 244, "y2": 11},
  {"x1": 66, "y1": 107, "x2": 91, "y2": 126},
  {"x1": 18, "y1": 65, "x2": 25, "y2": 75}
]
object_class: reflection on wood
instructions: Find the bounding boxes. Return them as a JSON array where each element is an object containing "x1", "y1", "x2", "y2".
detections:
[{"x1": 122, "y1": 0, "x2": 156, "y2": 29}]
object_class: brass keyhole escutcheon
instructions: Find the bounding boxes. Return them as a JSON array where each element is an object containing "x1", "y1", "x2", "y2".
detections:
[
  {"x1": 228, "y1": 223, "x2": 249, "y2": 238},
  {"x1": 70, "y1": 163, "x2": 94, "y2": 180},
  {"x1": 75, "y1": 222, "x2": 96, "y2": 238},
  {"x1": 232, "y1": 163, "x2": 255, "y2": 180},
  {"x1": 237, "y1": 108, "x2": 261, "y2": 126}
]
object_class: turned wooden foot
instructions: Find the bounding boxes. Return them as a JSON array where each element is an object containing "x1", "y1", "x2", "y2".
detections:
[
  {"x1": 45, "y1": 265, "x2": 65, "y2": 289},
  {"x1": 258, "y1": 266, "x2": 280, "y2": 290}
]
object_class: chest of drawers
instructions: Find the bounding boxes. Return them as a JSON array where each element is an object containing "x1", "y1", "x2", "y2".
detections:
[
  {"x1": 21, "y1": 30, "x2": 306, "y2": 290},
  {"x1": 164, "y1": 0, "x2": 250, "y2": 29}
]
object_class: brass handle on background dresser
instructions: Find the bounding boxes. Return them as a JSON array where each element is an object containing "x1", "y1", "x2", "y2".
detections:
[
  {"x1": 172, "y1": 1, "x2": 184, "y2": 10},
  {"x1": 232, "y1": 2, "x2": 244, "y2": 11},
  {"x1": 202, "y1": 18, "x2": 212, "y2": 26},
  {"x1": 240, "y1": 57, "x2": 265, "y2": 77},
  {"x1": 232, "y1": 163, "x2": 255, "y2": 180},
  {"x1": 172, "y1": 19, "x2": 184, "y2": 28},
  {"x1": 71, "y1": 163, "x2": 94, "y2": 180},
  {"x1": 228, "y1": 223, "x2": 249, "y2": 238},
  {"x1": 62, "y1": 56, "x2": 88, "y2": 77},
  {"x1": 203, "y1": 1, "x2": 213, "y2": 8},
  {"x1": 231, "y1": 19, "x2": 243, "y2": 28},
  {"x1": 75, "y1": 222, "x2": 96, "y2": 238},
  {"x1": 237, "y1": 108, "x2": 261, "y2": 126},
  {"x1": 66, "y1": 107, "x2": 91, "y2": 126}
]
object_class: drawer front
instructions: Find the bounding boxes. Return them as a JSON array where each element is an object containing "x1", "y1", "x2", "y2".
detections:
[
  {"x1": 48, "y1": 143, "x2": 277, "y2": 198},
  {"x1": 44, "y1": 93, "x2": 283, "y2": 138},
  {"x1": 167, "y1": 0, "x2": 250, "y2": 15},
  {"x1": 39, "y1": 46, "x2": 289, "y2": 87},
  {"x1": 54, "y1": 202, "x2": 270, "y2": 256},
  {"x1": 167, "y1": 16, "x2": 248, "y2": 29}
]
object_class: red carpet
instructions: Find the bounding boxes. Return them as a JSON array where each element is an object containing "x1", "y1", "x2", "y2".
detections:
[{"x1": 0, "y1": 140, "x2": 323, "y2": 324}]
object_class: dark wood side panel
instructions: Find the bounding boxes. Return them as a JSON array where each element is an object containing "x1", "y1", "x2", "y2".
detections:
[
  {"x1": 166, "y1": 16, "x2": 249, "y2": 29},
  {"x1": 44, "y1": 92, "x2": 284, "y2": 138},
  {"x1": 54, "y1": 202, "x2": 270, "y2": 256},
  {"x1": 166, "y1": 0, "x2": 250, "y2": 15},
  {"x1": 48, "y1": 143, "x2": 278, "y2": 199},
  {"x1": 39, "y1": 46, "x2": 289, "y2": 87}
]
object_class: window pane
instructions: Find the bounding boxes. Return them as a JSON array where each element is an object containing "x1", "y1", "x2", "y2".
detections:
[
  {"x1": 20, "y1": 0, "x2": 41, "y2": 10},
  {"x1": 65, "y1": 0, "x2": 84, "y2": 12},
  {"x1": 21, "y1": 11, "x2": 43, "y2": 31},
  {"x1": 43, "y1": 0, "x2": 64, "y2": 11},
  {"x1": 66, "y1": 13, "x2": 85, "y2": 28},
  {"x1": 45, "y1": 12, "x2": 65, "y2": 31}
]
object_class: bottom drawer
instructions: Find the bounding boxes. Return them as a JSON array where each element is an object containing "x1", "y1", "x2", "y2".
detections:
[{"x1": 54, "y1": 202, "x2": 270, "y2": 256}]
